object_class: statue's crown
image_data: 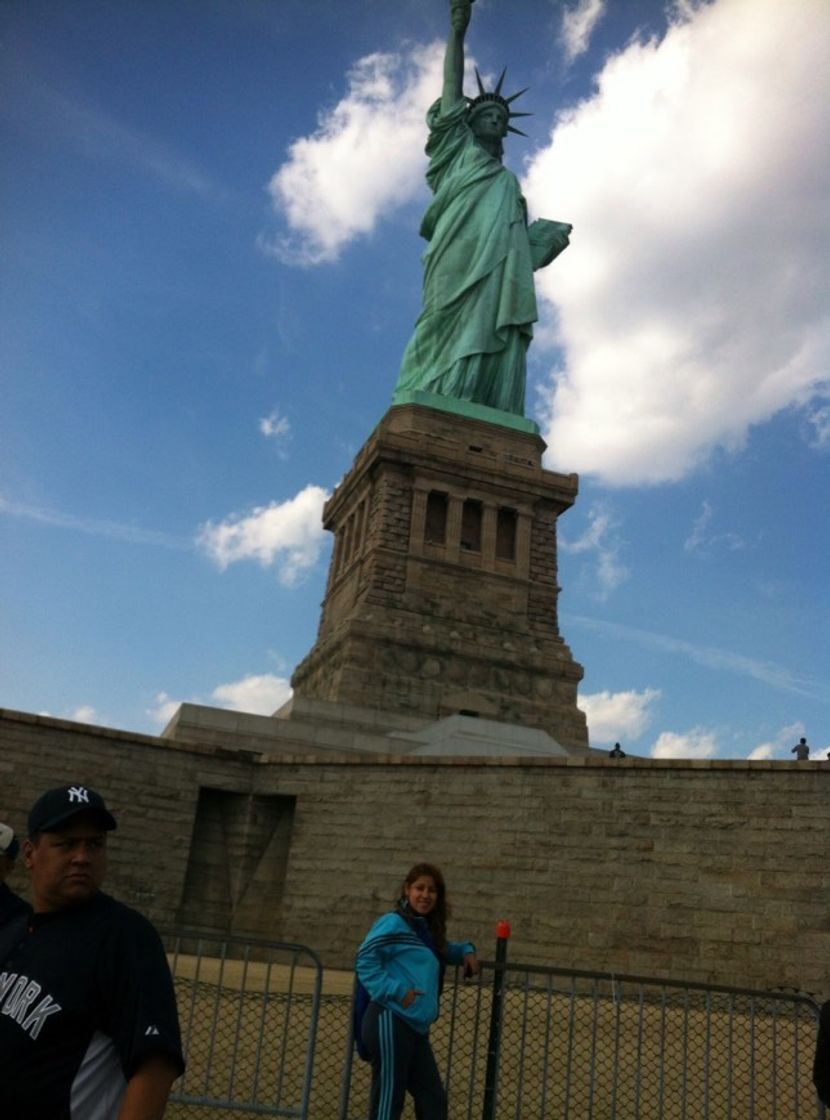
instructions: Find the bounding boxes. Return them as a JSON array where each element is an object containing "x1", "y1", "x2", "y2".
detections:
[{"x1": 467, "y1": 68, "x2": 532, "y2": 137}]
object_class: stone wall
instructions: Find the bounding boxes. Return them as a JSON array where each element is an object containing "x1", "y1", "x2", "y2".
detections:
[
  {"x1": 2, "y1": 708, "x2": 828, "y2": 997},
  {"x1": 0, "y1": 709, "x2": 253, "y2": 927}
]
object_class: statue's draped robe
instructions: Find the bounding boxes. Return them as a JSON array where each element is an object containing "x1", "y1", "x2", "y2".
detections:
[{"x1": 393, "y1": 98, "x2": 537, "y2": 417}]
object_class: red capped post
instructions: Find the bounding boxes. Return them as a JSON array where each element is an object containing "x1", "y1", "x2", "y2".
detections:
[{"x1": 482, "y1": 919, "x2": 511, "y2": 1120}]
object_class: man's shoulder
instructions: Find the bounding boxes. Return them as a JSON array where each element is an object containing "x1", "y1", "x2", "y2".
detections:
[
  {"x1": 92, "y1": 892, "x2": 166, "y2": 943},
  {"x1": 62, "y1": 890, "x2": 127, "y2": 926},
  {"x1": 92, "y1": 891, "x2": 144, "y2": 921},
  {"x1": 0, "y1": 881, "x2": 30, "y2": 923},
  {"x1": 43, "y1": 893, "x2": 164, "y2": 955}
]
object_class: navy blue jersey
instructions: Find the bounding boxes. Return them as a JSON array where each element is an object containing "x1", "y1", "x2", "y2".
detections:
[
  {"x1": 0, "y1": 881, "x2": 30, "y2": 927},
  {"x1": 0, "y1": 891, "x2": 184, "y2": 1119}
]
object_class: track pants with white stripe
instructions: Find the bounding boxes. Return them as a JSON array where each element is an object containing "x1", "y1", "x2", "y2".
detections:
[{"x1": 361, "y1": 1001, "x2": 447, "y2": 1120}]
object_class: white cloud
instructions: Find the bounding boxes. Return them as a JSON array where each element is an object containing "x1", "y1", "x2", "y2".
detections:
[
  {"x1": 259, "y1": 409, "x2": 292, "y2": 458},
  {"x1": 263, "y1": 43, "x2": 444, "y2": 263},
  {"x1": 651, "y1": 727, "x2": 718, "y2": 759},
  {"x1": 69, "y1": 705, "x2": 98, "y2": 724},
  {"x1": 560, "y1": 502, "x2": 629, "y2": 599},
  {"x1": 197, "y1": 483, "x2": 329, "y2": 586},
  {"x1": 561, "y1": 0, "x2": 607, "y2": 63},
  {"x1": 580, "y1": 687, "x2": 660, "y2": 745},
  {"x1": 805, "y1": 396, "x2": 830, "y2": 449},
  {"x1": 147, "y1": 692, "x2": 183, "y2": 727},
  {"x1": 747, "y1": 720, "x2": 806, "y2": 761},
  {"x1": 147, "y1": 673, "x2": 293, "y2": 726},
  {"x1": 747, "y1": 743, "x2": 774, "y2": 762},
  {"x1": 211, "y1": 673, "x2": 292, "y2": 716},
  {"x1": 259, "y1": 409, "x2": 291, "y2": 441},
  {"x1": 524, "y1": 0, "x2": 830, "y2": 485},
  {"x1": 683, "y1": 499, "x2": 745, "y2": 555},
  {"x1": 41, "y1": 705, "x2": 113, "y2": 727}
]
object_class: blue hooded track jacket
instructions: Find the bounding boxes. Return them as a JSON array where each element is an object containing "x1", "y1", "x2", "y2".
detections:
[{"x1": 355, "y1": 910, "x2": 475, "y2": 1034}]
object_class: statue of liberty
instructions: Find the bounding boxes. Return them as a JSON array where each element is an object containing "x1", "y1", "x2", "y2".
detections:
[{"x1": 392, "y1": 0, "x2": 572, "y2": 420}]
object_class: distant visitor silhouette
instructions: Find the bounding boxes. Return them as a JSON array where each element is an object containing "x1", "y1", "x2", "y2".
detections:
[{"x1": 791, "y1": 737, "x2": 810, "y2": 761}]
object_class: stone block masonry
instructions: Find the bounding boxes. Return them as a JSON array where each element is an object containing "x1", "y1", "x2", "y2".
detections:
[
  {"x1": 291, "y1": 404, "x2": 588, "y2": 751},
  {"x1": 2, "y1": 708, "x2": 828, "y2": 997}
]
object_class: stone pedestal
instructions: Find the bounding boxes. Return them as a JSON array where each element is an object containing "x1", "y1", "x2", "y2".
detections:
[{"x1": 291, "y1": 404, "x2": 588, "y2": 752}]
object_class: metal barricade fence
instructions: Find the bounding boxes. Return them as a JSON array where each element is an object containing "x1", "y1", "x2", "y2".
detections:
[
  {"x1": 161, "y1": 930, "x2": 324, "y2": 1120},
  {"x1": 157, "y1": 928, "x2": 824, "y2": 1119},
  {"x1": 339, "y1": 962, "x2": 826, "y2": 1120}
]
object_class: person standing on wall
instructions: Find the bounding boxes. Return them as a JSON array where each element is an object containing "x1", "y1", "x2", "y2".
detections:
[
  {"x1": 0, "y1": 784, "x2": 184, "y2": 1119},
  {"x1": 355, "y1": 862, "x2": 479, "y2": 1120}
]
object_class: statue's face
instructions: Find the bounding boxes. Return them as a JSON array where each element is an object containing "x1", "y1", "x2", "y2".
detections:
[{"x1": 470, "y1": 105, "x2": 508, "y2": 142}]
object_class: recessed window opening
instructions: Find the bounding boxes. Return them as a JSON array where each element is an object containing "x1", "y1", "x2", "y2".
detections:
[
  {"x1": 460, "y1": 499, "x2": 482, "y2": 552},
  {"x1": 343, "y1": 517, "x2": 354, "y2": 564},
  {"x1": 496, "y1": 507, "x2": 517, "y2": 561},
  {"x1": 425, "y1": 490, "x2": 449, "y2": 544}
]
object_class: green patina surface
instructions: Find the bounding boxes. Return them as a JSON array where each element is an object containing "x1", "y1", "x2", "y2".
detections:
[
  {"x1": 392, "y1": 389, "x2": 540, "y2": 435},
  {"x1": 392, "y1": 0, "x2": 571, "y2": 426}
]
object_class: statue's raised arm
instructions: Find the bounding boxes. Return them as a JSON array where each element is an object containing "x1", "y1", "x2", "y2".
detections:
[
  {"x1": 391, "y1": 0, "x2": 572, "y2": 423},
  {"x1": 443, "y1": 1, "x2": 472, "y2": 112}
]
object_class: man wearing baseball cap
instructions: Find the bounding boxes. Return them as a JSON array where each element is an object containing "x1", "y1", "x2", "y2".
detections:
[
  {"x1": 0, "y1": 784, "x2": 184, "y2": 1119},
  {"x1": 0, "y1": 820, "x2": 29, "y2": 926}
]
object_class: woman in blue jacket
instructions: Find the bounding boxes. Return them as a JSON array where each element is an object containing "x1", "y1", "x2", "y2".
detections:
[{"x1": 356, "y1": 863, "x2": 479, "y2": 1120}]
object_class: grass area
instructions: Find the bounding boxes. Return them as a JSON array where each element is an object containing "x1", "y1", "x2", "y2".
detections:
[{"x1": 164, "y1": 955, "x2": 822, "y2": 1120}]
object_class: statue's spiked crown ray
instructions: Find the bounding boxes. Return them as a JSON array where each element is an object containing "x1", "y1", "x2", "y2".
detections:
[{"x1": 467, "y1": 67, "x2": 532, "y2": 136}]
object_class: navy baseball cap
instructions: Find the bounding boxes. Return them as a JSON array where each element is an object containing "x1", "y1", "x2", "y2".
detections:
[
  {"x1": 0, "y1": 822, "x2": 19, "y2": 860},
  {"x1": 28, "y1": 785, "x2": 117, "y2": 835}
]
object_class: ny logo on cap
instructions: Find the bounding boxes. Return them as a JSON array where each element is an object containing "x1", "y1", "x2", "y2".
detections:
[{"x1": 68, "y1": 786, "x2": 90, "y2": 804}]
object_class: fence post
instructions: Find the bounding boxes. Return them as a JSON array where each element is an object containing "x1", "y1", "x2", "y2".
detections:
[
  {"x1": 336, "y1": 974, "x2": 359, "y2": 1120},
  {"x1": 482, "y1": 919, "x2": 511, "y2": 1120}
]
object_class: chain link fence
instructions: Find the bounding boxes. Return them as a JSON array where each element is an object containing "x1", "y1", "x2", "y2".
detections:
[
  {"x1": 340, "y1": 961, "x2": 826, "y2": 1120},
  {"x1": 159, "y1": 930, "x2": 825, "y2": 1120}
]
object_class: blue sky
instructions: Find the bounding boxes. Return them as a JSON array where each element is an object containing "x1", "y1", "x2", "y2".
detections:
[{"x1": 1, "y1": 0, "x2": 828, "y2": 760}]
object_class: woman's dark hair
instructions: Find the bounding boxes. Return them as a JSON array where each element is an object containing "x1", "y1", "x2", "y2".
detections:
[{"x1": 396, "y1": 862, "x2": 450, "y2": 952}]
